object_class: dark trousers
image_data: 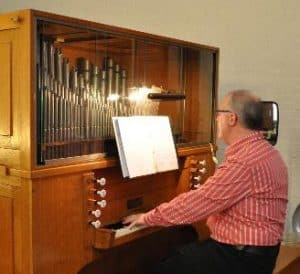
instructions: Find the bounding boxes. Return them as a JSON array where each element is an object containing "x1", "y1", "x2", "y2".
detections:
[{"x1": 151, "y1": 238, "x2": 280, "y2": 274}]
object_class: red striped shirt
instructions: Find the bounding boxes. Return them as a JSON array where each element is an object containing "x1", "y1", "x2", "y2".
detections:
[{"x1": 144, "y1": 132, "x2": 288, "y2": 245}]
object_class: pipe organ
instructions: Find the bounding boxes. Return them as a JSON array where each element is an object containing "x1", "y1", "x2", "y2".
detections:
[{"x1": 0, "y1": 9, "x2": 218, "y2": 274}]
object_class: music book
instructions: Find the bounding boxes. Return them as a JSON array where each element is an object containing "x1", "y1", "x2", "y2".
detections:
[{"x1": 112, "y1": 116, "x2": 179, "y2": 178}]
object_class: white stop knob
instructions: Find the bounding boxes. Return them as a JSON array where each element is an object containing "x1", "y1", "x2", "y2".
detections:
[
  {"x1": 97, "y1": 200, "x2": 107, "y2": 208},
  {"x1": 96, "y1": 177, "x2": 106, "y2": 186},
  {"x1": 96, "y1": 189, "x2": 107, "y2": 198},
  {"x1": 198, "y1": 160, "x2": 206, "y2": 166},
  {"x1": 91, "y1": 209, "x2": 101, "y2": 218},
  {"x1": 193, "y1": 175, "x2": 201, "y2": 182},
  {"x1": 199, "y1": 167, "x2": 206, "y2": 174},
  {"x1": 91, "y1": 220, "x2": 101, "y2": 229}
]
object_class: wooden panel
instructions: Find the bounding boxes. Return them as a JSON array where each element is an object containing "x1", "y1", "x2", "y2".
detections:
[
  {"x1": 32, "y1": 173, "x2": 94, "y2": 274},
  {"x1": 0, "y1": 12, "x2": 20, "y2": 31},
  {"x1": 32, "y1": 166, "x2": 186, "y2": 274},
  {"x1": 0, "y1": 195, "x2": 14, "y2": 274},
  {"x1": 0, "y1": 147, "x2": 21, "y2": 169},
  {"x1": 0, "y1": 42, "x2": 12, "y2": 136},
  {"x1": 91, "y1": 168, "x2": 179, "y2": 225}
]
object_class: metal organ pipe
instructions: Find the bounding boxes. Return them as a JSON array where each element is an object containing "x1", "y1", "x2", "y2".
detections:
[{"x1": 41, "y1": 42, "x2": 145, "y2": 160}]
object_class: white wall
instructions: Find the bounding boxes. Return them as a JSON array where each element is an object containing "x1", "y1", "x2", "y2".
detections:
[{"x1": 1, "y1": 0, "x2": 300, "y2": 240}]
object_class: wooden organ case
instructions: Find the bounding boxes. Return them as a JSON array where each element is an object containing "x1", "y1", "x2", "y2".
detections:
[{"x1": 0, "y1": 10, "x2": 218, "y2": 274}]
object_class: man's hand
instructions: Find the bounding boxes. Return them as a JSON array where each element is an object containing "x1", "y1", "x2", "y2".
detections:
[
  {"x1": 206, "y1": 215, "x2": 217, "y2": 232},
  {"x1": 122, "y1": 213, "x2": 147, "y2": 230}
]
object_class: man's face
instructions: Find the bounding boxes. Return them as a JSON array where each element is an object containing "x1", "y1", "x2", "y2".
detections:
[{"x1": 216, "y1": 96, "x2": 233, "y2": 144}]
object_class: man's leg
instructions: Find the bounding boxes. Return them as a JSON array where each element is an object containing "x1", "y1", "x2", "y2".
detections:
[
  {"x1": 235, "y1": 247, "x2": 280, "y2": 274},
  {"x1": 151, "y1": 238, "x2": 280, "y2": 274},
  {"x1": 151, "y1": 238, "x2": 234, "y2": 274}
]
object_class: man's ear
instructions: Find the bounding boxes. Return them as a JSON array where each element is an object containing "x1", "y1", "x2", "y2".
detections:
[{"x1": 228, "y1": 112, "x2": 238, "y2": 126}]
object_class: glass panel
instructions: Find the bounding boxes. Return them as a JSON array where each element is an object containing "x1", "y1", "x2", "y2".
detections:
[
  {"x1": 183, "y1": 48, "x2": 215, "y2": 145},
  {"x1": 37, "y1": 19, "x2": 135, "y2": 163},
  {"x1": 36, "y1": 18, "x2": 217, "y2": 164},
  {"x1": 133, "y1": 40, "x2": 184, "y2": 142}
]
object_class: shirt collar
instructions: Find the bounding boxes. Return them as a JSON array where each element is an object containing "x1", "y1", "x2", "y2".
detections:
[{"x1": 225, "y1": 131, "x2": 264, "y2": 157}]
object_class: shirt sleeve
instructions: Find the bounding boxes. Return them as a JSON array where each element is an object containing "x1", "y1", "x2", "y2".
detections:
[{"x1": 144, "y1": 156, "x2": 253, "y2": 226}]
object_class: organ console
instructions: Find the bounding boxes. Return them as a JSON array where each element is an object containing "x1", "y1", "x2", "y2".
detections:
[{"x1": 0, "y1": 9, "x2": 218, "y2": 274}]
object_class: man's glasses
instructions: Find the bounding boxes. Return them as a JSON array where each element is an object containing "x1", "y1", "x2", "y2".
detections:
[{"x1": 216, "y1": 109, "x2": 233, "y2": 113}]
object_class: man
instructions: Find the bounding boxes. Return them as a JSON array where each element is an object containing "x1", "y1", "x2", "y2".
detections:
[{"x1": 123, "y1": 90, "x2": 288, "y2": 274}]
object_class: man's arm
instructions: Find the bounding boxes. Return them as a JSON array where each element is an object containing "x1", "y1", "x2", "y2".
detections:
[{"x1": 124, "y1": 157, "x2": 253, "y2": 228}]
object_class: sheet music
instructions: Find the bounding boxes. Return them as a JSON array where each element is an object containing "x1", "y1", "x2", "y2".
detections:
[
  {"x1": 142, "y1": 116, "x2": 178, "y2": 173},
  {"x1": 113, "y1": 116, "x2": 157, "y2": 178},
  {"x1": 112, "y1": 117, "x2": 129, "y2": 177},
  {"x1": 112, "y1": 116, "x2": 178, "y2": 178}
]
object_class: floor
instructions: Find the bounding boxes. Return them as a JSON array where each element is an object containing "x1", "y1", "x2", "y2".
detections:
[{"x1": 274, "y1": 244, "x2": 300, "y2": 274}]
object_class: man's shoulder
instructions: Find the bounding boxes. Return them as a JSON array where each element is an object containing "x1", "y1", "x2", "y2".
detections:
[{"x1": 230, "y1": 140, "x2": 278, "y2": 166}]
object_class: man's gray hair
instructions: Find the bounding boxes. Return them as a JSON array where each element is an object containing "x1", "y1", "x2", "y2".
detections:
[{"x1": 227, "y1": 90, "x2": 263, "y2": 130}]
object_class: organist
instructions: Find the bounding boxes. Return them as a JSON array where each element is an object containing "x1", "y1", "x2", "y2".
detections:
[{"x1": 123, "y1": 90, "x2": 288, "y2": 274}]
